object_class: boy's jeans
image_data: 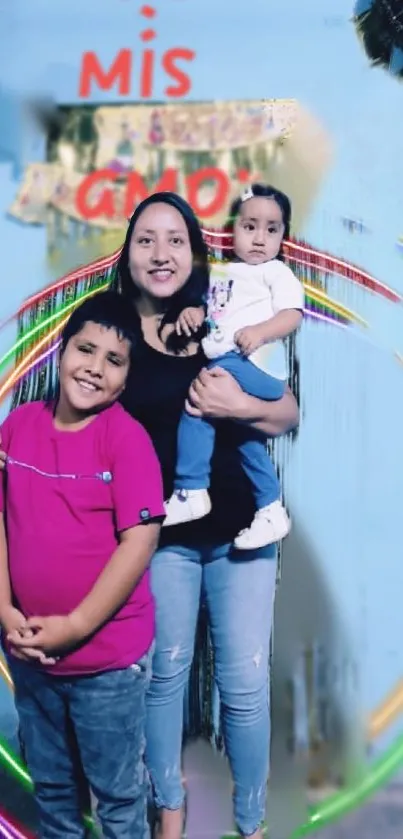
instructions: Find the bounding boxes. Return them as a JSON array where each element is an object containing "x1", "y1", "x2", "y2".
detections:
[{"x1": 9, "y1": 655, "x2": 151, "y2": 839}]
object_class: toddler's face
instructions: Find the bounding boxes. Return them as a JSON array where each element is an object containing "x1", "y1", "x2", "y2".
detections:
[
  {"x1": 233, "y1": 196, "x2": 285, "y2": 264},
  {"x1": 59, "y1": 321, "x2": 131, "y2": 416}
]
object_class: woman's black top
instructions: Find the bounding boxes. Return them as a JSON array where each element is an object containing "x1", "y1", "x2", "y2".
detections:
[{"x1": 121, "y1": 339, "x2": 256, "y2": 547}]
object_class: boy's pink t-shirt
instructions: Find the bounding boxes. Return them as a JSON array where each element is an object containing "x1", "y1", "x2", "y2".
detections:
[{"x1": 0, "y1": 401, "x2": 165, "y2": 676}]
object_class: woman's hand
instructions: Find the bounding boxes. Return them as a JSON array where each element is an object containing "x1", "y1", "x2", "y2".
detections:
[
  {"x1": 0, "y1": 432, "x2": 6, "y2": 471},
  {"x1": 185, "y1": 367, "x2": 246, "y2": 419},
  {"x1": 186, "y1": 368, "x2": 299, "y2": 437}
]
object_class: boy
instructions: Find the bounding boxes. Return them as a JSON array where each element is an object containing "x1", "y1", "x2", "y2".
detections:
[{"x1": 0, "y1": 291, "x2": 164, "y2": 839}]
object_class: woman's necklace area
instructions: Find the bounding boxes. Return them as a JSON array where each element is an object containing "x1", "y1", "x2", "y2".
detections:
[
  {"x1": 140, "y1": 312, "x2": 165, "y2": 350},
  {"x1": 142, "y1": 314, "x2": 197, "y2": 357}
]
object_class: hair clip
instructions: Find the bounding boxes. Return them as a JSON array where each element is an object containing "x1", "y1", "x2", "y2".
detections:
[{"x1": 240, "y1": 186, "x2": 254, "y2": 202}]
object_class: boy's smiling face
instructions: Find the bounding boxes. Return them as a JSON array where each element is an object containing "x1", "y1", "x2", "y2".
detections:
[{"x1": 57, "y1": 321, "x2": 131, "y2": 421}]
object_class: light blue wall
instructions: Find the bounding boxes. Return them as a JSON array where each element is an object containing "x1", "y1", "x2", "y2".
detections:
[{"x1": 1, "y1": 0, "x2": 403, "y2": 754}]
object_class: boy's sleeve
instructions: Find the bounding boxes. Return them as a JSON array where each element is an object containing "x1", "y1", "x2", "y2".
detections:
[
  {"x1": 266, "y1": 263, "x2": 305, "y2": 314},
  {"x1": 110, "y1": 417, "x2": 165, "y2": 533},
  {"x1": 0, "y1": 414, "x2": 14, "y2": 514}
]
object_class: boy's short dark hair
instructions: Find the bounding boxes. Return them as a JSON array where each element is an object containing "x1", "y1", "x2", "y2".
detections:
[{"x1": 60, "y1": 291, "x2": 137, "y2": 362}]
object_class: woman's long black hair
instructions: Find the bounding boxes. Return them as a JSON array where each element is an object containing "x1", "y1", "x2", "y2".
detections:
[{"x1": 111, "y1": 192, "x2": 209, "y2": 353}]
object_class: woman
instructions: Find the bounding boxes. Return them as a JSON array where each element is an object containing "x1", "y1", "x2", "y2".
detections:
[
  {"x1": 112, "y1": 192, "x2": 298, "y2": 839},
  {"x1": 1, "y1": 192, "x2": 298, "y2": 839}
]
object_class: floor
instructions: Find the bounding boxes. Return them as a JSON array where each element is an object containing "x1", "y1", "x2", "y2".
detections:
[
  {"x1": 1, "y1": 766, "x2": 403, "y2": 839},
  {"x1": 1, "y1": 721, "x2": 402, "y2": 839}
]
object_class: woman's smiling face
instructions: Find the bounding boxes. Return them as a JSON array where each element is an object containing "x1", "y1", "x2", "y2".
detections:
[{"x1": 128, "y1": 202, "x2": 193, "y2": 302}]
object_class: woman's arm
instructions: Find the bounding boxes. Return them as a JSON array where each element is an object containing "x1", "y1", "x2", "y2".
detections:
[
  {"x1": 232, "y1": 383, "x2": 299, "y2": 436},
  {"x1": 185, "y1": 367, "x2": 299, "y2": 436}
]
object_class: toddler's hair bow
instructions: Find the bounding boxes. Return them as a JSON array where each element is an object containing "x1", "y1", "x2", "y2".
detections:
[{"x1": 240, "y1": 186, "x2": 254, "y2": 202}]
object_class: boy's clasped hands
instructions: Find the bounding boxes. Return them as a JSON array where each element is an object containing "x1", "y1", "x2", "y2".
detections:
[{"x1": 2, "y1": 603, "x2": 84, "y2": 665}]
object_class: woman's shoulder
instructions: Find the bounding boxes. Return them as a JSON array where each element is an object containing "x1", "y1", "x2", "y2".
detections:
[
  {"x1": 99, "y1": 402, "x2": 160, "y2": 467},
  {"x1": 101, "y1": 401, "x2": 148, "y2": 437},
  {"x1": 101, "y1": 402, "x2": 160, "y2": 452}
]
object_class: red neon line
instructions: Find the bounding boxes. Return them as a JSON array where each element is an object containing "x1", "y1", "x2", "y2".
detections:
[
  {"x1": 0, "y1": 806, "x2": 36, "y2": 839},
  {"x1": 17, "y1": 249, "x2": 121, "y2": 315},
  {"x1": 10, "y1": 231, "x2": 401, "y2": 327},
  {"x1": 203, "y1": 230, "x2": 401, "y2": 304},
  {"x1": 284, "y1": 241, "x2": 401, "y2": 303}
]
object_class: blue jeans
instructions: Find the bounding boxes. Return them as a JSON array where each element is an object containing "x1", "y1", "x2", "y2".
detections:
[
  {"x1": 145, "y1": 542, "x2": 277, "y2": 836},
  {"x1": 175, "y1": 352, "x2": 285, "y2": 507},
  {"x1": 9, "y1": 657, "x2": 151, "y2": 839}
]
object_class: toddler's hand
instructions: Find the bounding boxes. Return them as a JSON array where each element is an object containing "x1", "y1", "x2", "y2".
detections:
[
  {"x1": 176, "y1": 307, "x2": 205, "y2": 337},
  {"x1": 234, "y1": 325, "x2": 266, "y2": 356}
]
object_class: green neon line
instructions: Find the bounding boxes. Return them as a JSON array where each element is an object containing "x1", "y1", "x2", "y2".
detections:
[
  {"x1": 0, "y1": 737, "x2": 98, "y2": 834},
  {"x1": 0, "y1": 282, "x2": 108, "y2": 375}
]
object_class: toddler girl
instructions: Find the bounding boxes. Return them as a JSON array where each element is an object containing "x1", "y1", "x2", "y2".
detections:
[{"x1": 164, "y1": 184, "x2": 304, "y2": 549}]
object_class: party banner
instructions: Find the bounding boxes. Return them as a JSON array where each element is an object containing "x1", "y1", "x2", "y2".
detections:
[{"x1": 7, "y1": 98, "x2": 332, "y2": 263}]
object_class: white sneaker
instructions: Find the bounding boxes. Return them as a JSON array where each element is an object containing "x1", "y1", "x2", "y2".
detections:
[
  {"x1": 163, "y1": 489, "x2": 212, "y2": 527},
  {"x1": 234, "y1": 500, "x2": 291, "y2": 550}
]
